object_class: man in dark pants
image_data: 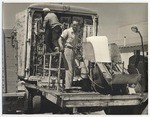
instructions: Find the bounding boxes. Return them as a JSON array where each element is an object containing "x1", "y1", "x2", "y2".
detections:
[{"x1": 43, "y1": 8, "x2": 62, "y2": 52}]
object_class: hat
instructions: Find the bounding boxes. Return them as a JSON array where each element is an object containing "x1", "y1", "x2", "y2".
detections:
[{"x1": 43, "y1": 8, "x2": 50, "y2": 12}]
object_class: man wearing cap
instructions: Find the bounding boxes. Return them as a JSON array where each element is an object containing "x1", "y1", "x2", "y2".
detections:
[
  {"x1": 58, "y1": 19, "x2": 79, "y2": 90},
  {"x1": 43, "y1": 8, "x2": 62, "y2": 52}
]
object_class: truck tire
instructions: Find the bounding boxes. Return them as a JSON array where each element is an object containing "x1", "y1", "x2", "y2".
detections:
[{"x1": 32, "y1": 95, "x2": 41, "y2": 113}]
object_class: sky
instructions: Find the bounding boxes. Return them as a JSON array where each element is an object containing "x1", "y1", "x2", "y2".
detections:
[
  {"x1": 2, "y1": 3, "x2": 147, "y2": 29},
  {"x1": 2, "y1": 2, "x2": 148, "y2": 43}
]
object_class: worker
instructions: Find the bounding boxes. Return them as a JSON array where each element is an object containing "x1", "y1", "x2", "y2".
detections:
[
  {"x1": 42, "y1": 8, "x2": 62, "y2": 52},
  {"x1": 58, "y1": 19, "x2": 79, "y2": 90},
  {"x1": 128, "y1": 50, "x2": 148, "y2": 92}
]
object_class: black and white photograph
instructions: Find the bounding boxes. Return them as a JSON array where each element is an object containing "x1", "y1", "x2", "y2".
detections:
[{"x1": 2, "y1": 1, "x2": 148, "y2": 115}]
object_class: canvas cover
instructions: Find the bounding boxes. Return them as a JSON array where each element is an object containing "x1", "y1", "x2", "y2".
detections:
[
  {"x1": 109, "y1": 43, "x2": 122, "y2": 63},
  {"x1": 84, "y1": 36, "x2": 111, "y2": 63}
]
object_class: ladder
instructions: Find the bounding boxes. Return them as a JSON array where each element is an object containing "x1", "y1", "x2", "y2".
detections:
[{"x1": 43, "y1": 52, "x2": 65, "y2": 91}]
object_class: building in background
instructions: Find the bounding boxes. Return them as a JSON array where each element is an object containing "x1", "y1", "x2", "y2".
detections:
[{"x1": 111, "y1": 22, "x2": 148, "y2": 68}]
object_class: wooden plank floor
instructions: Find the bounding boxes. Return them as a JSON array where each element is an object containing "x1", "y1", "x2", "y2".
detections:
[{"x1": 25, "y1": 83, "x2": 147, "y2": 108}]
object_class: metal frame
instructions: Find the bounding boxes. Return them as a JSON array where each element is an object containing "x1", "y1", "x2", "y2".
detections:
[{"x1": 43, "y1": 52, "x2": 65, "y2": 91}]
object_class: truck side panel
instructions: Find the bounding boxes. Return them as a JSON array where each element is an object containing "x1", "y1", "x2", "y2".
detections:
[
  {"x1": 3, "y1": 29, "x2": 18, "y2": 93},
  {"x1": 2, "y1": 30, "x2": 6, "y2": 93},
  {"x1": 15, "y1": 10, "x2": 28, "y2": 77}
]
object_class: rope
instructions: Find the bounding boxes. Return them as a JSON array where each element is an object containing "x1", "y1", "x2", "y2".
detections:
[
  {"x1": 74, "y1": 45, "x2": 105, "y2": 90},
  {"x1": 82, "y1": 58, "x2": 105, "y2": 89}
]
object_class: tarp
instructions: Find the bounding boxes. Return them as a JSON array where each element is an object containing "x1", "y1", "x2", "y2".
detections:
[
  {"x1": 86, "y1": 36, "x2": 111, "y2": 63},
  {"x1": 109, "y1": 43, "x2": 122, "y2": 63}
]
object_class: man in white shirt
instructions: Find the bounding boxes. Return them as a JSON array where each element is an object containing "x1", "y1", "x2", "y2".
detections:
[{"x1": 58, "y1": 20, "x2": 79, "y2": 89}]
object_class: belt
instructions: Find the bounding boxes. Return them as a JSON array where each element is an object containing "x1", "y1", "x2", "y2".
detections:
[{"x1": 65, "y1": 45, "x2": 74, "y2": 49}]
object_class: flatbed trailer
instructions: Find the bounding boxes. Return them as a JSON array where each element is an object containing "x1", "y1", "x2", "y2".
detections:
[{"x1": 24, "y1": 82, "x2": 147, "y2": 113}]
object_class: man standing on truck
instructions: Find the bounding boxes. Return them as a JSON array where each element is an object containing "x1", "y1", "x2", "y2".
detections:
[
  {"x1": 128, "y1": 50, "x2": 148, "y2": 92},
  {"x1": 58, "y1": 19, "x2": 79, "y2": 90},
  {"x1": 42, "y1": 8, "x2": 62, "y2": 52}
]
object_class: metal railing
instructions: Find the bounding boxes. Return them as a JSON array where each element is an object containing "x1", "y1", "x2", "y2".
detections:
[{"x1": 43, "y1": 52, "x2": 65, "y2": 91}]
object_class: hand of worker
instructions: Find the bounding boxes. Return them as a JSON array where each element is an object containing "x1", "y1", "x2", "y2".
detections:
[
  {"x1": 39, "y1": 29, "x2": 45, "y2": 34},
  {"x1": 54, "y1": 47, "x2": 59, "y2": 52},
  {"x1": 59, "y1": 46, "x2": 64, "y2": 53}
]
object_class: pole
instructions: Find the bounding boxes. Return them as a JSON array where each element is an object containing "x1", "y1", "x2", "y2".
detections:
[
  {"x1": 138, "y1": 31, "x2": 145, "y2": 62},
  {"x1": 138, "y1": 31, "x2": 146, "y2": 92}
]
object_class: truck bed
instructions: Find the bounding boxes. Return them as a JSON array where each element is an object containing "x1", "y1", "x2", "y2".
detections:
[{"x1": 25, "y1": 83, "x2": 146, "y2": 108}]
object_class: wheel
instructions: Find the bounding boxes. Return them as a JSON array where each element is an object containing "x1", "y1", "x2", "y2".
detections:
[{"x1": 32, "y1": 95, "x2": 41, "y2": 113}]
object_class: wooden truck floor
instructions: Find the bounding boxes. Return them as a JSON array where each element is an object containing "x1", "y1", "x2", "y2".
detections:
[{"x1": 25, "y1": 83, "x2": 147, "y2": 108}]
